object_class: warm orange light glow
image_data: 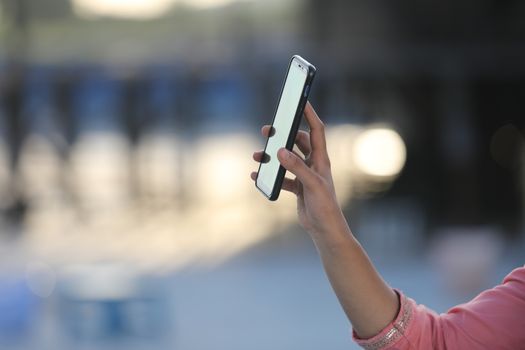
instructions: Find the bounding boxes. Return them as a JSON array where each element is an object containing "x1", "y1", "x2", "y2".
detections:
[
  {"x1": 72, "y1": 0, "x2": 175, "y2": 19},
  {"x1": 352, "y1": 128, "x2": 406, "y2": 177},
  {"x1": 71, "y1": 0, "x2": 249, "y2": 19},
  {"x1": 193, "y1": 133, "x2": 257, "y2": 204},
  {"x1": 186, "y1": 0, "x2": 239, "y2": 10}
]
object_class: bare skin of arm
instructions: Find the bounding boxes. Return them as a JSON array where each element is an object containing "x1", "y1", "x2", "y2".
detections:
[{"x1": 250, "y1": 102, "x2": 399, "y2": 339}]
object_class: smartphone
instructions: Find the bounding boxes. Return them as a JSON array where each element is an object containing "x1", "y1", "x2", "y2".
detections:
[{"x1": 255, "y1": 55, "x2": 316, "y2": 201}]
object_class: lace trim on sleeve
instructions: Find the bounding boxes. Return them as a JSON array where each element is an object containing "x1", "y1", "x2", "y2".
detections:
[{"x1": 354, "y1": 290, "x2": 413, "y2": 350}]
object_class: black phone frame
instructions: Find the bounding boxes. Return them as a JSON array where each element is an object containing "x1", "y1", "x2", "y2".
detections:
[{"x1": 255, "y1": 55, "x2": 316, "y2": 201}]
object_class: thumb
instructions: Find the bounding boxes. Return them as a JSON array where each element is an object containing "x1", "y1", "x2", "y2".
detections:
[{"x1": 277, "y1": 148, "x2": 318, "y2": 190}]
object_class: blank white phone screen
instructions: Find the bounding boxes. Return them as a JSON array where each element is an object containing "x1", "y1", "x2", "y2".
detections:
[{"x1": 257, "y1": 61, "x2": 307, "y2": 196}]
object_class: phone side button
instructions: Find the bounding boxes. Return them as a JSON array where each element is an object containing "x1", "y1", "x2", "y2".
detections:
[{"x1": 303, "y1": 85, "x2": 310, "y2": 97}]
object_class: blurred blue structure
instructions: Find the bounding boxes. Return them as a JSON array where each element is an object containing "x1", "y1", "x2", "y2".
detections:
[
  {"x1": 0, "y1": 276, "x2": 39, "y2": 342},
  {"x1": 22, "y1": 67, "x2": 57, "y2": 137},
  {"x1": 144, "y1": 67, "x2": 180, "y2": 134},
  {"x1": 58, "y1": 268, "x2": 170, "y2": 343},
  {"x1": 196, "y1": 69, "x2": 254, "y2": 133},
  {"x1": 72, "y1": 70, "x2": 124, "y2": 135}
]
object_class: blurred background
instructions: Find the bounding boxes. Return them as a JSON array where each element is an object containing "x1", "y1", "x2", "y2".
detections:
[{"x1": 0, "y1": 0, "x2": 524, "y2": 349}]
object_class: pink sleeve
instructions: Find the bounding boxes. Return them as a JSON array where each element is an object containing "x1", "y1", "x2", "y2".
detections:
[{"x1": 353, "y1": 266, "x2": 525, "y2": 350}]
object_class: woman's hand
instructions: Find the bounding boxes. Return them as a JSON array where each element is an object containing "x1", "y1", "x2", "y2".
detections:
[
  {"x1": 251, "y1": 102, "x2": 399, "y2": 338},
  {"x1": 251, "y1": 102, "x2": 349, "y2": 245}
]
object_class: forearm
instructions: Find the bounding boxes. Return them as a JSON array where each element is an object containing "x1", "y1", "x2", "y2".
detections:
[
  {"x1": 310, "y1": 214, "x2": 400, "y2": 339},
  {"x1": 253, "y1": 103, "x2": 400, "y2": 340}
]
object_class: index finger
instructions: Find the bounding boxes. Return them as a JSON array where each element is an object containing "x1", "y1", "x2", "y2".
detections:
[{"x1": 304, "y1": 102, "x2": 328, "y2": 157}]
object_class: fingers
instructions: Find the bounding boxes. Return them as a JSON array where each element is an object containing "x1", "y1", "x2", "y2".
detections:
[
  {"x1": 253, "y1": 151, "x2": 270, "y2": 163},
  {"x1": 261, "y1": 125, "x2": 275, "y2": 138},
  {"x1": 295, "y1": 130, "x2": 311, "y2": 156},
  {"x1": 261, "y1": 123, "x2": 312, "y2": 157},
  {"x1": 253, "y1": 151, "x2": 263, "y2": 162},
  {"x1": 303, "y1": 102, "x2": 328, "y2": 157},
  {"x1": 250, "y1": 171, "x2": 297, "y2": 195},
  {"x1": 281, "y1": 177, "x2": 297, "y2": 194},
  {"x1": 255, "y1": 127, "x2": 310, "y2": 162},
  {"x1": 277, "y1": 148, "x2": 319, "y2": 190}
]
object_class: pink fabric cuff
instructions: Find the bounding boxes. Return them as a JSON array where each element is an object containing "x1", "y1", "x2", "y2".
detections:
[{"x1": 352, "y1": 289, "x2": 414, "y2": 350}]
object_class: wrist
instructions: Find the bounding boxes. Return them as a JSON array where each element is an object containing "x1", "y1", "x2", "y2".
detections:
[{"x1": 308, "y1": 212, "x2": 356, "y2": 253}]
